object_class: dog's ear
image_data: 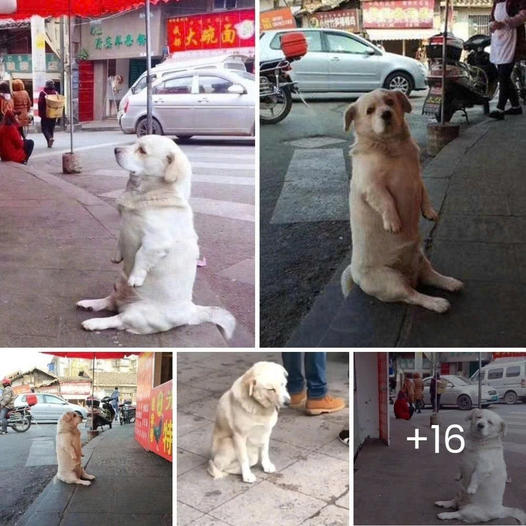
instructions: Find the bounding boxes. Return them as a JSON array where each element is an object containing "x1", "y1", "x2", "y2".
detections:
[
  {"x1": 343, "y1": 103, "x2": 356, "y2": 132},
  {"x1": 394, "y1": 90, "x2": 412, "y2": 113},
  {"x1": 164, "y1": 152, "x2": 180, "y2": 183},
  {"x1": 63, "y1": 412, "x2": 73, "y2": 422},
  {"x1": 243, "y1": 371, "x2": 257, "y2": 397}
]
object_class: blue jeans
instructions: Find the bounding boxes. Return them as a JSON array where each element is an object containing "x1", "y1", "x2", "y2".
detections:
[
  {"x1": 0, "y1": 407, "x2": 9, "y2": 433},
  {"x1": 282, "y1": 352, "x2": 327, "y2": 399}
]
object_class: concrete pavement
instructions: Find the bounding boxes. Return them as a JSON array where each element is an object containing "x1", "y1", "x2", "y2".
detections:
[
  {"x1": 288, "y1": 112, "x2": 526, "y2": 347},
  {"x1": 354, "y1": 404, "x2": 526, "y2": 525},
  {"x1": 177, "y1": 351, "x2": 349, "y2": 526},
  {"x1": 17, "y1": 424, "x2": 171, "y2": 526}
]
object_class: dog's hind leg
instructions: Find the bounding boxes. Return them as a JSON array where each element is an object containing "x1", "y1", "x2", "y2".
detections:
[
  {"x1": 435, "y1": 499, "x2": 457, "y2": 509},
  {"x1": 82, "y1": 314, "x2": 124, "y2": 331},
  {"x1": 494, "y1": 507, "x2": 526, "y2": 525},
  {"x1": 418, "y1": 255, "x2": 464, "y2": 293},
  {"x1": 80, "y1": 467, "x2": 95, "y2": 480},
  {"x1": 77, "y1": 295, "x2": 117, "y2": 312},
  {"x1": 437, "y1": 511, "x2": 462, "y2": 521},
  {"x1": 187, "y1": 305, "x2": 236, "y2": 340}
]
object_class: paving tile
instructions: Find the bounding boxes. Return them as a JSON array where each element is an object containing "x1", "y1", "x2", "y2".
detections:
[
  {"x1": 301, "y1": 504, "x2": 349, "y2": 525},
  {"x1": 178, "y1": 449, "x2": 208, "y2": 477},
  {"x1": 177, "y1": 502, "x2": 205, "y2": 526}
]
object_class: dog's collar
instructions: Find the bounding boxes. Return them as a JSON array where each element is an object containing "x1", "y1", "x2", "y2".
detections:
[{"x1": 117, "y1": 190, "x2": 188, "y2": 211}]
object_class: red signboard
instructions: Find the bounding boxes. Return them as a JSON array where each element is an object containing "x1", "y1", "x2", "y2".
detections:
[
  {"x1": 135, "y1": 352, "x2": 154, "y2": 451},
  {"x1": 148, "y1": 380, "x2": 173, "y2": 462},
  {"x1": 307, "y1": 9, "x2": 360, "y2": 33},
  {"x1": 362, "y1": 0, "x2": 434, "y2": 29},
  {"x1": 260, "y1": 8, "x2": 296, "y2": 32},
  {"x1": 167, "y1": 9, "x2": 255, "y2": 53},
  {"x1": 493, "y1": 352, "x2": 526, "y2": 359}
]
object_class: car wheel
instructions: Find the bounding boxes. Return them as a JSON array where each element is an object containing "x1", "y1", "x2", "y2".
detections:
[
  {"x1": 384, "y1": 71, "x2": 413, "y2": 96},
  {"x1": 176, "y1": 135, "x2": 193, "y2": 143},
  {"x1": 504, "y1": 391, "x2": 518, "y2": 404},
  {"x1": 136, "y1": 117, "x2": 163, "y2": 137},
  {"x1": 457, "y1": 394, "x2": 472, "y2": 410}
]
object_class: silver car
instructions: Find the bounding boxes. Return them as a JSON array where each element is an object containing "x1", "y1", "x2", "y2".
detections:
[
  {"x1": 260, "y1": 28, "x2": 427, "y2": 96},
  {"x1": 120, "y1": 68, "x2": 255, "y2": 139},
  {"x1": 422, "y1": 375, "x2": 499, "y2": 410},
  {"x1": 15, "y1": 393, "x2": 88, "y2": 423}
]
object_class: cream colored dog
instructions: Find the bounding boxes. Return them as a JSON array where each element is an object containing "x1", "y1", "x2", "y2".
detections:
[
  {"x1": 56, "y1": 411, "x2": 95, "y2": 486},
  {"x1": 77, "y1": 135, "x2": 235, "y2": 338},
  {"x1": 436, "y1": 408, "x2": 526, "y2": 524},
  {"x1": 208, "y1": 362, "x2": 290, "y2": 483},
  {"x1": 341, "y1": 89, "x2": 463, "y2": 313}
]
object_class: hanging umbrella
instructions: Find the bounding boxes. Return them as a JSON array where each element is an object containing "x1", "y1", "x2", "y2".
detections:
[{"x1": 41, "y1": 351, "x2": 139, "y2": 431}]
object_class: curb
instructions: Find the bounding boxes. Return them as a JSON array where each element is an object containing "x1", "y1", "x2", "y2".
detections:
[{"x1": 286, "y1": 118, "x2": 493, "y2": 347}]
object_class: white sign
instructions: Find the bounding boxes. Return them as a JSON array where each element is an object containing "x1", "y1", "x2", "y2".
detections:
[{"x1": 0, "y1": 0, "x2": 16, "y2": 14}]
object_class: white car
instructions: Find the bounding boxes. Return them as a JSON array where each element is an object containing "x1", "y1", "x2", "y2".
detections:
[
  {"x1": 120, "y1": 68, "x2": 255, "y2": 139},
  {"x1": 260, "y1": 28, "x2": 427, "y2": 96},
  {"x1": 15, "y1": 393, "x2": 88, "y2": 423}
]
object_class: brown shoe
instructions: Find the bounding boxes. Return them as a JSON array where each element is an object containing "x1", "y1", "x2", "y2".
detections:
[
  {"x1": 289, "y1": 390, "x2": 307, "y2": 408},
  {"x1": 306, "y1": 394, "x2": 345, "y2": 416},
  {"x1": 49, "y1": 138, "x2": 54, "y2": 148}
]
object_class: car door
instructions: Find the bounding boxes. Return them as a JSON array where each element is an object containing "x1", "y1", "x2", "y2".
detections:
[
  {"x1": 43, "y1": 394, "x2": 68, "y2": 421},
  {"x1": 152, "y1": 74, "x2": 197, "y2": 134},
  {"x1": 441, "y1": 380, "x2": 457, "y2": 406},
  {"x1": 324, "y1": 31, "x2": 382, "y2": 91},
  {"x1": 268, "y1": 31, "x2": 329, "y2": 91}
]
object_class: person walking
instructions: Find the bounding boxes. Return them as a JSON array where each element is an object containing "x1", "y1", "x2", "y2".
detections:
[
  {"x1": 110, "y1": 387, "x2": 120, "y2": 421},
  {"x1": 0, "y1": 378, "x2": 15, "y2": 435},
  {"x1": 0, "y1": 110, "x2": 34, "y2": 164},
  {"x1": 12, "y1": 79, "x2": 32, "y2": 138},
  {"x1": 281, "y1": 352, "x2": 345, "y2": 415},
  {"x1": 488, "y1": 0, "x2": 526, "y2": 119},
  {"x1": 0, "y1": 80, "x2": 14, "y2": 120},
  {"x1": 38, "y1": 80, "x2": 58, "y2": 147},
  {"x1": 413, "y1": 372, "x2": 424, "y2": 413}
]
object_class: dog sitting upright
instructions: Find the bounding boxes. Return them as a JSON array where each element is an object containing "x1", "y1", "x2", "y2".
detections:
[{"x1": 340, "y1": 89, "x2": 463, "y2": 313}]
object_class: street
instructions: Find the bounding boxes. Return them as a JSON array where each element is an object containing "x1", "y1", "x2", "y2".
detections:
[{"x1": 259, "y1": 91, "x2": 513, "y2": 347}]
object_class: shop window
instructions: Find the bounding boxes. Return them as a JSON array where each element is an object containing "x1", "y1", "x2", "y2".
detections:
[
  {"x1": 468, "y1": 15, "x2": 490, "y2": 37},
  {"x1": 108, "y1": 59, "x2": 116, "y2": 77},
  {"x1": 153, "y1": 352, "x2": 172, "y2": 387},
  {"x1": 214, "y1": 0, "x2": 236, "y2": 9}
]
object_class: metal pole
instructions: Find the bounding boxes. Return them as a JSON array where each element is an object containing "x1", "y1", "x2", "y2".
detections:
[
  {"x1": 60, "y1": 16, "x2": 65, "y2": 130},
  {"x1": 145, "y1": 0, "x2": 152, "y2": 135},
  {"x1": 91, "y1": 357, "x2": 95, "y2": 431},
  {"x1": 68, "y1": 8, "x2": 74, "y2": 153},
  {"x1": 441, "y1": 0, "x2": 450, "y2": 125},
  {"x1": 478, "y1": 352, "x2": 482, "y2": 409}
]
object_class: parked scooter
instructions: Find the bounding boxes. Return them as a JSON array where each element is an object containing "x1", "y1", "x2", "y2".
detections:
[
  {"x1": 86, "y1": 396, "x2": 115, "y2": 430},
  {"x1": 260, "y1": 32, "x2": 308, "y2": 124},
  {"x1": 7, "y1": 405, "x2": 32, "y2": 432},
  {"x1": 119, "y1": 400, "x2": 136, "y2": 425},
  {"x1": 423, "y1": 33, "x2": 498, "y2": 122}
]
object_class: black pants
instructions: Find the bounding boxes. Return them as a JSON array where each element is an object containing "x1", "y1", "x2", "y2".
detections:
[
  {"x1": 497, "y1": 62, "x2": 520, "y2": 111},
  {"x1": 415, "y1": 399, "x2": 424, "y2": 412},
  {"x1": 23, "y1": 139, "x2": 34, "y2": 161},
  {"x1": 431, "y1": 394, "x2": 442, "y2": 412},
  {"x1": 41, "y1": 117, "x2": 56, "y2": 143}
]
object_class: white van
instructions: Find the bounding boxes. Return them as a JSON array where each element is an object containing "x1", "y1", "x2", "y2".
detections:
[{"x1": 471, "y1": 358, "x2": 526, "y2": 404}]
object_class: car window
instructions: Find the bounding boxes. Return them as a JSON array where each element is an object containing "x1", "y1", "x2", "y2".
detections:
[
  {"x1": 198, "y1": 75, "x2": 233, "y2": 94},
  {"x1": 132, "y1": 74, "x2": 158, "y2": 93},
  {"x1": 453, "y1": 376, "x2": 472, "y2": 385},
  {"x1": 506, "y1": 366, "x2": 521, "y2": 377},
  {"x1": 44, "y1": 395, "x2": 65, "y2": 404},
  {"x1": 270, "y1": 31, "x2": 323, "y2": 52},
  {"x1": 327, "y1": 33, "x2": 371, "y2": 54},
  {"x1": 447, "y1": 381, "x2": 454, "y2": 388},
  {"x1": 423, "y1": 378, "x2": 431, "y2": 386},
  {"x1": 488, "y1": 368, "x2": 503, "y2": 380},
  {"x1": 153, "y1": 76, "x2": 193, "y2": 95}
]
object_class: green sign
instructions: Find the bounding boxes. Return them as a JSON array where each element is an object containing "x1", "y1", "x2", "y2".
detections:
[
  {"x1": 93, "y1": 32, "x2": 147, "y2": 51},
  {"x1": 2, "y1": 54, "x2": 60, "y2": 74}
]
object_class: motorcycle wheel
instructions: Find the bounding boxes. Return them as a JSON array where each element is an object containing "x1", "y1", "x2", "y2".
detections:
[
  {"x1": 12, "y1": 415, "x2": 31, "y2": 432},
  {"x1": 260, "y1": 86, "x2": 292, "y2": 125}
]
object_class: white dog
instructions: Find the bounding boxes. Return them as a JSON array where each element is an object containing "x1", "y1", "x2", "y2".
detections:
[
  {"x1": 341, "y1": 89, "x2": 463, "y2": 313},
  {"x1": 56, "y1": 411, "x2": 95, "y2": 486},
  {"x1": 208, "y1": 362, "x2": 290, "y2": 483},
  {"x1": 435, "y1": 408, "x2": 526, "y2": 524},
  {"x1": 77, "y1": 135, "x2": 235, "y2": 338}
]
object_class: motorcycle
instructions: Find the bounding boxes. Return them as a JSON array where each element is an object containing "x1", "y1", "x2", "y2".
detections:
[
  {"x1": 7, "y1": 405, "x2": 32, "y2": 432},
  {"x1": 260, "y1": 32, "x2": 308, "y2": 124},
  {"x1": 86, "y1": 396, "x2": 115, "y2": 430},
  {"x1": 511, "y1": 59, "x2": 526, "y2": 103},
  {"x1": 423, "y1": 33, "x2": 498, "y2": 122},
  {"x1": 119, "y1": 400, "x2": 136, "y2": 425}
]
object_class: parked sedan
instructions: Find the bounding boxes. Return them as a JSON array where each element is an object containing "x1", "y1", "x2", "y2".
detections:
[
  {"x1": 422, "y1": 375, "x2": 499, "y2": 410},
  {"x1": 15, "y1": 393, "x2": 87, "y2": 423},
  {"x1": 260, "y1": 28, "x2": 427, "y2": 96},
  {"x1": 120, "y1": 68, "x2": 255, "y2": 139}
]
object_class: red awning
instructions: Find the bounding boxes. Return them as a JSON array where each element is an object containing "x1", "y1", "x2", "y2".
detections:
[
  {"x1": 0, "y1": 0, "x2": 170, "y2": 20},
  {"x1": 41, "y1": 351, "x2": 139, "y2": 359}
]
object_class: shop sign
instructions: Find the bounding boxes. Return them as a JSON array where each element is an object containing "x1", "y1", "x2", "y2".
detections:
[
  {"x1": 89, "y1": 21, "x2": 146, "y2": 51},
  {"x1": 167, "y1": 9, "x2": 255, "y2": 54},
  {"x1": 362, "y1": 0, "x2": 434, "y2": 29},
  {"x1": 135, "y1": 352, "x2": 154, "y2": 450},
  {"x1": 1, "y1": 53, "x2": 60, "y2": 74},
  {"x1": 260, "y1": 8, "x2": 296, "y2": 32},
  {"x1": 307, "y1": 9, "x2": 360, "y2": 32},
  {"x1": 493, "y1": 352, "x2": 526, "y2": 359},
  {"x1": 148, "y1": 380, "x2": 173, "y2": 462}
]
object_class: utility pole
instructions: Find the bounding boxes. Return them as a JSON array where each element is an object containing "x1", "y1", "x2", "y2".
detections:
[{"x1": 145, "y1": 0, "x2": 152, "y2": 135}]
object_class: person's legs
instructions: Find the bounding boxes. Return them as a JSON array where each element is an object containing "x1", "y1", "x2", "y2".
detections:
[
  {"x1": 41, "y1": 117, "x2": 51, "y2": 144},
  {"x1": 282, "y1": 352, "x2": 305, "y2": 395},
  {"x1": 23, "y1": 139, "x2": 34, "y2": 162},
  {"x1": 49, "y1": 118, "x2": 57, "y2": 145},
  {"x1": 304, "y1": 352, "x2": 327, "y2": 399},
  {"x1": 0, "y1": 407, "x2": 8, "y2": 433},
  {"x1": 437, "y1": 394, "x2": 441, "y2": 412},
  {"x1": 492, "y1": 63, "x2": 520, "y2": 118}
]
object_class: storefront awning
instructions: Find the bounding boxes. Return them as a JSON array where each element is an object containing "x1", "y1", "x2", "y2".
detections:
[{"x1": 367, "y1": 28, "x2": 437, "y2": 41}]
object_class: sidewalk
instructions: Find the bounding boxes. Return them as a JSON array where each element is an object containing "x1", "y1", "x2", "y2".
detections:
[
  {"x1": 17, "y1": 424, "x2": 172, "y2": 526},
  {"x1": 177, "y1": 352, "x2": 350, "y2": 526},
  {"x1": 0, "y1": 160, "x2": 240, "y2": 347},
  {"x1": 288, "y1": 115, "x2": 526, "y2": 346},
  {"x1": 354, "y1": 407, "x2": 526, "y2": 525}
]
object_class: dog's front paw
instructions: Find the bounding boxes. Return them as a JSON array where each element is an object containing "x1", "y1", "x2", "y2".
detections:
[
  {"x1": 262, "y1": 461, "x2": 276, "y2": 474},
  {"x1": 128, "y1": 271, "x2": 146, "y2": 287},
  {"x1": 79, "y1": 480, "x2": 92, "y2": 486},
  {"x1": 242, "y1": 472, "x2": 257, "y2": 483},
  {"x1": 84, "y1": 473, "x2": 96, "y2": 480},
  {"x1": 466, "y1": 484, "x2": 477, "y2": 494},
  {"x1": 382, "y1": 214, "x2": 401, "y2": 233},
  {"x1": 423, "y1": 207, "x2": 439, "y2": 221}
]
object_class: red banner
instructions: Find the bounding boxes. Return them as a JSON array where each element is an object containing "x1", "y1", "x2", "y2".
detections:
[
  {"x1": 307, "y1": 9, "x2": 360, "y2": 33},
  {"x1": 260, "y1": 8, "x2": 296, "y2": 32},
  {"x1": 135, "y1": 352, "x2": 154, "y2": 452},
  {"x1": 167, "y1": 9, "x2": 255, "y2": 53},
  {"x1": 148, "y1": 380, "x2": 173, "y2": 462},
  {"x1": 493, "y1": 352, "x2": 526, "y2": 359},
  {"x1": 362, "y1": 0, "x2": 434, "y2": 29}
]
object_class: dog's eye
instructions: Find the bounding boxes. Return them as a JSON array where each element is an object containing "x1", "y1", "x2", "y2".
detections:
[
  {"x1": 385, "y1": 99, "x2": 394, "y2": 106},
  {"x1": 366, "y1": 106, "x2": 375, "y2": 115},
  {"x1": 138, "y1": 146, "x2": 146, "y2": 155},
  {"x1": 488, "y1": 420, "x2": 492, "y2": 425}
]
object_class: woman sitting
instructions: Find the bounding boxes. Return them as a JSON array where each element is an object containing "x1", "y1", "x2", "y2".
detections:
[
  {"x1": 0, "y1": 110, "x2": 34, "y2": 164},
  {"x1": 394, "y1": 390, "x2": 414, "y2": 420}
]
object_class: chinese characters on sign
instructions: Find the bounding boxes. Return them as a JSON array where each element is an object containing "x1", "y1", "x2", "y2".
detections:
[
  {"x1": 135, "y1": 352, "x2": 154, "y2": 448},
  {"x1": 148, "y1": 380, "x2": 173, "y2": 462},
  {"x1": 260, "y1": 8, "x2": 296, "y2": 31},
  {"x1": 90, "y1": 20, "x2": 145, "y2": 50},
  {"x1": 307, "y1": 9, "x2": 360, "y2": 33},
  {"x1": 167, "y1": 9, "x2": 255, "y2": 53},
  {"x1": 2, "y1": 53, "x2": 60, "y2": 74},
  {"x1": 362, "y1": 0, "x2": 434, "y2": 29}
]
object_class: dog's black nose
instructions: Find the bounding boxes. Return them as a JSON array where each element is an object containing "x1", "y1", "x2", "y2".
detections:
[
  {"x1": 477, "y1": 422, "x2": 484, "y2": 429},
  {"x1": 114, "y1": 147, "x2": 123, "y2": 155},
  {"x1": 381, "y1": 110, "x2": 392, "y2": 121}
]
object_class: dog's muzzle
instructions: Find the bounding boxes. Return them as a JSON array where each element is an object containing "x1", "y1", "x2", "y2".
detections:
[{"x1": 381, "y1": 110, "x2": 392, "y2": 122}]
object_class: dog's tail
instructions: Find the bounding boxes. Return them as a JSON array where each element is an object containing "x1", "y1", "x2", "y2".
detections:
[
  {"x1": 340, "y1": 264, "x2": 354, "y2": 298},
  {"x1": 504, "y1": 507, "x2": 526, "y2": 525},
  {"x1": 194, "y1": 306, "x2": 236, "y2": 340},
  {"x1": 207, "y1": 459, "x2": 228, "y2": 479}
]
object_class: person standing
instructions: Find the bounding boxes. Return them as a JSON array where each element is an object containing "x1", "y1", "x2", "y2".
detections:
[
  {"x1": 0, "y1": 110, "x2": 34, "y2": 164},
  {"x1": 110, "y1": 387, "x2": 120, "y2": 421},
  {"x1": 430, "y1": 372, "x2": 446, "y2": 413},
  {"x1": 0, "y1": 378, "x2": 15, "y2": 435},
  {"x1": 281, "y1": 352, "x2": 345, "y2": 415},
  {"x1": 12, "y1": 79, "x2": 32, "y2": 138},
  {"x1": 488, "y1": 0, "x2": 526, "y2": 119},
  {"x1": 413, "y1": 372, "x2": 424, "y2": 413},
  {"x1": 38, "y1": 80, "x2": 58, "y2": 147},
  {"x1": 401, "y1": 373, "x2": 415, "y2": 413}
]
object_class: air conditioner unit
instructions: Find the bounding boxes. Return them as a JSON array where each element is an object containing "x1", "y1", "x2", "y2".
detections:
[{"x1": 0, "y1": 0, "x2": 16, "y2": 14}]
